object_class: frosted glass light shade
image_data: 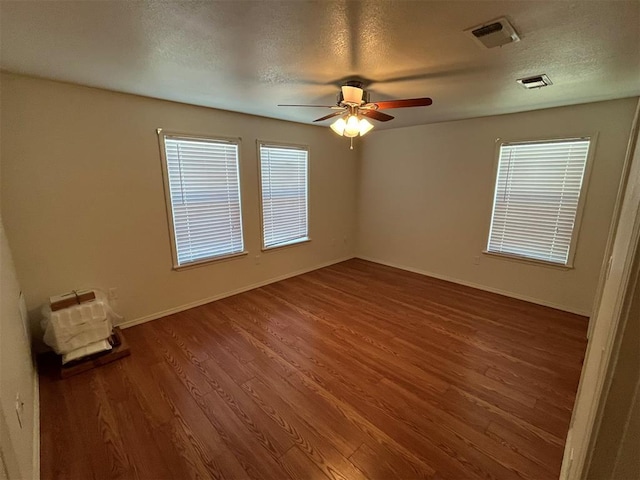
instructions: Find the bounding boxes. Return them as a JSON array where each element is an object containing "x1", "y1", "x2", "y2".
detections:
[
  {"x1": 330, "y1": 117, "x2": 346, "y2": 136},
  {"x1": 344, "y1": 115, "x2": 360, "y2": 137},
  {"x1": 358, "y1": 118, "x2": 374, "y2": 136}
]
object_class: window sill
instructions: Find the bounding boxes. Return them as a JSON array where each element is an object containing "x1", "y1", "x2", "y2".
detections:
[
  {"x1": 173, "y1": 250, "x2": 248, "y2": 271},
  {"x1": 262, "y1": 237, "x2": 311, "y2": 252},
  {"x1": 482, "y1": 250, "x2": 573, "y2": 270}
]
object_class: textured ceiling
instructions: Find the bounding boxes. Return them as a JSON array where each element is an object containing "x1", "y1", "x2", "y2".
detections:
[{"x1": 1, "y1": 1, "x2": 639, "y2": 129}]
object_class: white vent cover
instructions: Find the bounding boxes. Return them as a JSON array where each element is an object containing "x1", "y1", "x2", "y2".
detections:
[
  {"x1": 517, "y1": 74, "x2": 553, "y2": 89},
  {"x1": 465, "y1": 17, "x2": 520, "y2": 49}
]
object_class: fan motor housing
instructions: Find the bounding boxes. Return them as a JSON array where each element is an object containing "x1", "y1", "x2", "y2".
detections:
[{"x1": 337, "y1": 88, "x2": 369, "y2": 105}]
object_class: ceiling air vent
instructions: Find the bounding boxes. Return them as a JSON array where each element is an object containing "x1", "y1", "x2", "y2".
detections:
[
  {"x1": 465, "y1": 17, "x2": 520, "y2": 49},
  {"x1": 517, "y1": 74, "x2": 553, "y2": 89}
]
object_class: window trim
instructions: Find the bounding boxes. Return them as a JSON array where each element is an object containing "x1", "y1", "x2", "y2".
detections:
[
  {"x1": 157, "y1": 129, "x2": 247, "y2": 270},
  {"x1": 256, "y1": 140, "x2": 311, "y2": 252},
  {"x1": 483, "y1": 133, "x2": 598, "y2": 269}
]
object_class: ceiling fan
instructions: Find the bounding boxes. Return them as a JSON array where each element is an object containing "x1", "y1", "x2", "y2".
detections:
[{"x1": 278, "y1": 81, "x2": 432, "y2": 147}]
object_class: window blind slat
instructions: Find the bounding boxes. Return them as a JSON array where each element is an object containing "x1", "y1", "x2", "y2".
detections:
[
  {"x1": 487, "y1": 139, "x2": 590, "y2": 265},
  {"x1": 163, "y1": 136, "x2": 244, "y2": 266},
  {"x1": 260, "y1": 144, "x2": 309, "y2": 249}
]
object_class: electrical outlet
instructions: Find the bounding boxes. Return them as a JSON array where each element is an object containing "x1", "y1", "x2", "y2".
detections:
[
  {"x1": 255, "y1": 255, "x2": 261, "y2": 265},
  {"x1": 108, "y1": 287, "x2": 118, "y2": 300},
  {"x1": 15, "y1": 393, "x2": 24, "y2": 429},
  {"x1": 473, "y1": 255, "x2": 480, "y2": 265}
]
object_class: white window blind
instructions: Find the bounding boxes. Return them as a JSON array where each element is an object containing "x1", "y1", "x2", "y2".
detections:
[
  {"x1": 161, "y1": 134, "x2": 244, "y2": 267},
  {"x1": 487, "y1": 138, "x2": 591, "y2": 265},
  {"x1": 259, "y1": 143, "x2": 309, "y2": 249}
]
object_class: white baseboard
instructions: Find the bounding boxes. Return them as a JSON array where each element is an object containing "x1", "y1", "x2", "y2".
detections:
[
  {"x1": 119, "y1": 256, "x2": 355, "y2": 329},
  {"x1": 32, "y1": 367, "x2": 39, "y2": 480},
  {"x1": 356, "y1": 256, "x2": 592, "y2": 317}
]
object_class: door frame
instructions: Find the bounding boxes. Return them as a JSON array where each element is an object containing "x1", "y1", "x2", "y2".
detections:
[{"x1": 560, "y1": 98, "x2": 640, "y2": 480}]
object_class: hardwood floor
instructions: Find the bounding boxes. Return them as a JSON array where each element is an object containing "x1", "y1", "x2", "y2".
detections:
[{"x1": 39, "y1": 259, "x2": 588, "y2": 480}]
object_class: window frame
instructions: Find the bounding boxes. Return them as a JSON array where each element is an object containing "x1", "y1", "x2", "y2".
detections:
[
  {"x1": 483, "y1": 133, "x2": 598, "y2": 269},
  {"x1": 257, "y1": 140, "x2": 311, "y2": 252},
  {"x1": 158, "y1": 129, "x2": 247, "y2": 270}
]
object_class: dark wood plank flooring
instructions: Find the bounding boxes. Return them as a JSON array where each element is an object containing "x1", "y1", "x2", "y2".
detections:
[{"x1": 39, "y1": 259, "x2": 588, "y2": 479}]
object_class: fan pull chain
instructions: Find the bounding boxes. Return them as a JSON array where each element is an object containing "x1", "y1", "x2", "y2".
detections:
[{"x1": 350, "y1": 137, "x2": 353, "y2": 150}]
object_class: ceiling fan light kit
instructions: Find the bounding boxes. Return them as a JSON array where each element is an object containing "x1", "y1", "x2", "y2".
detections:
[
  {"x1": 279, "y1": 83, "x2": 432, "y2": 148},
  {"x1": 330, "y1": 115, "x2": 374, "y2": 137}
]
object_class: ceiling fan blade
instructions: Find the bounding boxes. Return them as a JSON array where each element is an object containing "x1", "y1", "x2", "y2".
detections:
[
  {"x1": 278, "y1": 104, "x2": 338, "y2": 108},
  {"x1": 313, "y1": 111, "x2": 346, "y2": 122},
  {"x1": 370, "y1": 98, "x2": 433, "y2": 110},
  {"x1": 360, "y1": 110, "x2": 394, "y2": 122}
]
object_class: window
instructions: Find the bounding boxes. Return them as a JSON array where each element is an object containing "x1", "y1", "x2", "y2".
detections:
[
  {"x1": 259, "y1": 142, "x2": 309, "y2": 250},
  {"x1": 487, "y1": 137, "x2": 592, "y2": 266},
  {"x1": 159, "y1": 132, "x2": 245, "y2": 268}
]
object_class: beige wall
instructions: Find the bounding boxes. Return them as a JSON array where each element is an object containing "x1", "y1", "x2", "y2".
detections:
[
  {"x1": 1, "y1": 73, "x2": 636, "y2": 324},
  {"x1": 356, "y1": 98, "x2": 638, "y2": 315},
  {"x1": 0, "y1": 73, "x2": 637, "y2": 479},
  {"x1": 0, "y1": 214, "x2": 37, "y2": 476},
  {"x1": 0, "y1": 73, "x2": 358, "y2": 326}
]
